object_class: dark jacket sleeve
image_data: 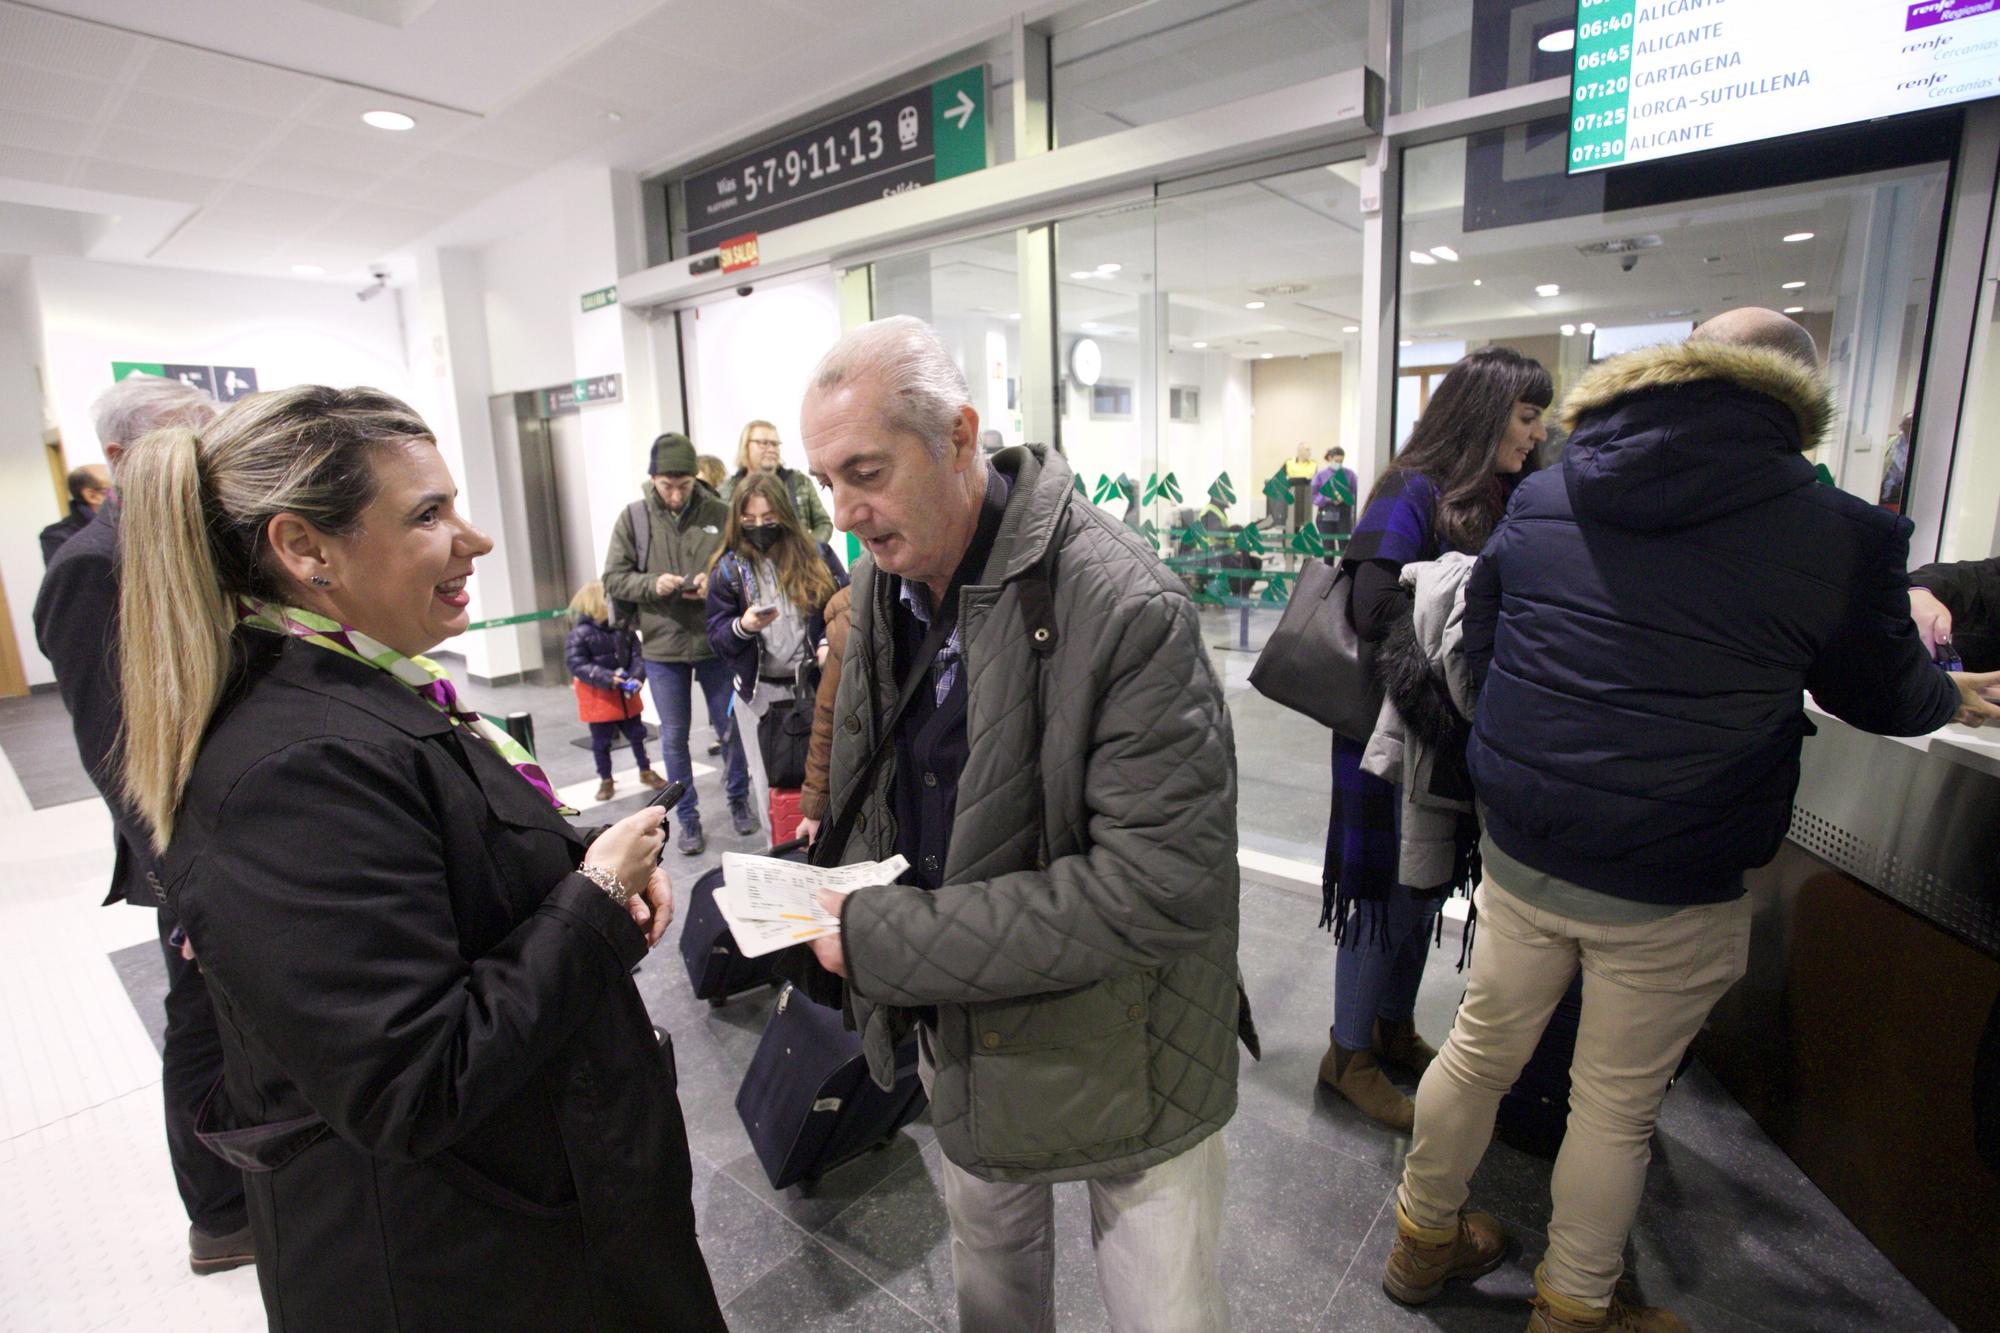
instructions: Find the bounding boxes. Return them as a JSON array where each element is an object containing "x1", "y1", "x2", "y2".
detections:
[
  {"x1": 563, "y1": 623, "x2": 617, "y2": 689},
  {"x1": 32, "y1": 533, "x2": 155, "y2": 899},
  {"x1": 179, "y1": 736, "x2": 646, "y2": 1162},
  {"x1": 1805, "y1": 520, "x2": 1957, "y2": 736},
  {"x1": 1350, "y1": 559, "x2": 1411, "y2": 642},
  {"x1": 703, "y1": 555, "x2": 759, "y2": 680},
  {"x1": 1460, "y1": 548, "x2": 1501, "y2": 703},
  {"x1": 1911, "y1": 556, "x2": 2000, "y2": 669}
]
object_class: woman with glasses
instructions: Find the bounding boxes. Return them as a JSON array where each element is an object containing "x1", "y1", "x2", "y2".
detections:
[
  {"x1": 719, "y1": 419, "x2": 834, "y2": 542},
  {"x1": 706, "y1": 472, "x2": 847, "y2": 836}
]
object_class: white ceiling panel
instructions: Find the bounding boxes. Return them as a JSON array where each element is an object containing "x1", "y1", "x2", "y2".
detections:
[
  {"x1": 70, "y1": 157, "x2": 221, "y2": 201},
  {"x1": 399, "y1": 149, "x2": 522, "y2": 193},
  {"x1": 131, "y1": 43, "x2": 326, "y2": 115},
  {"x1": 89, "y1": 123, "x2": 258, "y2": 175},
  {"x1": 203, "y1": 181, "x2": 356, "y2": 230},
  {"x1": 0, "y1": 109, "x2": 99, "y2": 155},
  {"x1": 360, "y1": 169, "x2": 483, "y2": 216},
  {"x1": 548, "y1": 35, "x2": 696, "y2": 113},
  {"x1": 233, "y1": 153, "x2": 382, "y2": 196},
  {"x1": 265, "y1": 120, "x2": 431, "y2": 173},
  {"x1": 152, "y1": 224, "x2": 280, "y2": 267},
  {"x1": 0, "y1": 4, "x2": 140, "y2": 78},
  {"x1": 110, "y1": 88, "x2": 282, "y2": 149},
  {"x1": 0, "y1": 62, "x2": 120, "y2": 119},
  {"x1": 443, "y1": 116, "x2": 577, "y2": 167},
  {"x1": 0, "y1": 143, "x2": 75, "y2": 185}
]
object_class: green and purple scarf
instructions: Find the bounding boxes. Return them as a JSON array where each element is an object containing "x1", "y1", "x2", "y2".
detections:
[{"x1": 239, "y1": 599, "x2": 573, "y2": 814}]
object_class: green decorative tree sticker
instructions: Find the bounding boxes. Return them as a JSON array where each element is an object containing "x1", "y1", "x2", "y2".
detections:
[
  {"x1": 1259, "y1": 573, "x2": 1293, "y2": 606},
  {"x1": 1175, "y1": 522, "x2": 1210, "y2": 552},
  {"x1": 1318, "y1": 470, "x2": 1355, "y2": 506},
  {"x1": 1135, "y1": 519, "x2": 1160, "y2": 552},
  {"x1": 1074, "y1": 474, "x2": 1088, "y2": 498},
  {"x1": 1233, "y1": 524, "x2": 1266, "y2": 555},
  {"x1": 1263, "y1": 468, "x2": 1294, "y2": 509},
  {"x1": 1289, "y1": 524, "x2": 1325, "y2": 557},
  {"x1": 1143, "y1": 472, "x2": 1183, "y2": 504},
  {"x1": 1092, "y1": 474, "x2": 1121, "y2": 505},
  {"x1": 1208, "y1": 472, "x2": 1236, "y2": 507},
  {"x1": 1195, "y1": 573, "x2": 1233, "y2": 605}
]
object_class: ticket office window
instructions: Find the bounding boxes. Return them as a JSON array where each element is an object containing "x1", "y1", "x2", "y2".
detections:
[{"x1": 1395, "y1": 126, "x2": 1952, "y2": 506}]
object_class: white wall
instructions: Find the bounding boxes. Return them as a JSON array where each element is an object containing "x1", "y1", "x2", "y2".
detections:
[
  {"x1": 31, "y1": 257, "x2": 412, "y2": 472},
  {"x1": 481, "y1": 213, "x2": 573, "y2": 396},
  {"x1": 684, "y1": 275, "x2": 841, "y2": 484},
  {"x1": 4, "y1": 257, "x2": 414, "y2": 689},
  {"x1": 0, "y1": 272, "x2": 55, "y2": 687}
]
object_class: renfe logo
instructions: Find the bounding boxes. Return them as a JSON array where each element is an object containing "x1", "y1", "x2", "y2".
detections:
[{"x1": 1908, "y1": 0, "x2": 1997, "y2": 30}]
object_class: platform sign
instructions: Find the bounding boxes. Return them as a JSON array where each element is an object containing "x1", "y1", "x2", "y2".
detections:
[
  {"x1": 683, "y1": 65, "x2": 987, "y2": 253},
  {"x1": 543, "y1": 374, "x2": 622, "y2": 415},
  {"x1": 111, "y1": 361, "x2": 257, "y2": 401},
  {"x1": 1567, "y1": 0, "x2": 2000, "y2": 174}
]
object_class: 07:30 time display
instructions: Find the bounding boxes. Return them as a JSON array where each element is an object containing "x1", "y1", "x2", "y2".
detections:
[{"x1": 742, "y1": 120, "x2": 889, "y2": 202}]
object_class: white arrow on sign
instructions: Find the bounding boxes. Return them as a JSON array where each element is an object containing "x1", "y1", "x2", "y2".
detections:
[{"x1": 944, "y1": 90, "x2": 975, "y2": 130}]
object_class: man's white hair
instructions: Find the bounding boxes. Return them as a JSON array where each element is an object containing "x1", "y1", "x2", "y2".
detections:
[
  {"x1": 808, "y1": 316, "x2": 969, "y2": 457},
  {"x1": 92, "y1": 374, "x2": 216, "y2": 448}
]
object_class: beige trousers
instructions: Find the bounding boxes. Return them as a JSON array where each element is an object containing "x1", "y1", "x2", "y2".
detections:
[{"x1": 1397, "y1": 878, "x2": 1751, "y2": 1305}]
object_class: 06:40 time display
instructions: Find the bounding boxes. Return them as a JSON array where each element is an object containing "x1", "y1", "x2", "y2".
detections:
[{"x1": 741, "y1": 120, "x2": 890, "y2": 202}]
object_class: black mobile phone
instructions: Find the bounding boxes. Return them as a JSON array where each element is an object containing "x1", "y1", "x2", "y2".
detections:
[{"x1": 646, "y1": 779, "x2": 689, "y2": 812}]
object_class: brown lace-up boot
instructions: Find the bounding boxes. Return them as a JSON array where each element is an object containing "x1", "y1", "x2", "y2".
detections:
[
  {"x1": 1382, "y1": 1200, "x2": 1507, "y2": 1304},
  {"x1": 1374, "y1": 1015, "x2": 1440, "y2": 1076},
  {"x1": 1526, "y1": 1265, "x2": 1689, "y2": 1333},
  {"x1": 1318, "y1": 1039, "x2": 1414, "y2": 1132}
]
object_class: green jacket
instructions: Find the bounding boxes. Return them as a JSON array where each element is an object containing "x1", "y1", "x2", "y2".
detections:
[
  {"x1": 601, "y1": 483, "x2": 728, "y2": 663},
  {"x1": 827, "y1": 445, "x2": 1243, "y2": 1183},
  {"x1": 719, "y1": 466, "x2": 834, "y2": 544}
]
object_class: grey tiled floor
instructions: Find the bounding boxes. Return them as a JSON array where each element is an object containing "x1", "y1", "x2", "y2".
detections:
[{"x1": 19, "y1": 609, "x2": 1955, "y2": 1331}]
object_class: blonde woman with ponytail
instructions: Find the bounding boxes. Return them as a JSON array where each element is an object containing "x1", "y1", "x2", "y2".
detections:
[{"x1": 118, "y1": 385, "x2": 725, "y2": 1330}]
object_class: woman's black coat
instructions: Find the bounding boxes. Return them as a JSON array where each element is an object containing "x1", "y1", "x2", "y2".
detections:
[{"x1": 160, "y1": 631, "x2": 724, "y2": 1331}]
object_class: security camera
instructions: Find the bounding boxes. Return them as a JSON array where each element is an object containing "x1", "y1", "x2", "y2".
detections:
[
  {"x1": 1619, "y1": 254, "x2": 1638, "y2": 273},
  {"x1": 735, "y1": 285, "x2": 754, "y2": 298},
  {"x1": 356, "y1": 266, "x2": 391, "y2": 302}
]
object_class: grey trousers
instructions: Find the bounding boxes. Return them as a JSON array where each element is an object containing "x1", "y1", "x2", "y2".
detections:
[{"x1": 921, "y1": 1034, "x2": 1230, "y2": 1333}]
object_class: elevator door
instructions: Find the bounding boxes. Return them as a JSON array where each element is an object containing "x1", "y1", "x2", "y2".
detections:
[{"x1": 509, "y1": 395, "x2": 572, "y2": 681}]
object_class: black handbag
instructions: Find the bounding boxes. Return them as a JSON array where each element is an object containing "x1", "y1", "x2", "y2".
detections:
[
  {"x1": 756, "y1": 694, "x2": 812, "y2": 788},
  {"x1": 1248, "y1": 557, "x2": 1382, "y2": 743}
]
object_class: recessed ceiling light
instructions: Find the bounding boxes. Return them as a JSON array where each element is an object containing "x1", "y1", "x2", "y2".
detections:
[
  {"x1": 1096, "y1": 262, "x2": 1121, "y2": 274},
  {"x1": 1068, "y1": 270, "x2": 1095, "y2": 280},
  {"x1": 1782, "y1": 280, "x2": 1806, "y2": 290},
  {"x1": 291, "y1": 264, "x2": 325, "y2": 277},
  {"x1": 1561, "y1": 324, "x2": 1577, "y2": 336},
  {"x1": 1783, "y1": 306, "x2": 1805, "y2": 314},
  {"x1": 1192, "y1": 341, "x2": 1207, "y2": 349},
  {"x1": 1398, "y1": 339, "x2": 1413, "y2": 347},
  {"x1": 1538, "y1": 27, "x2": 1576, "y2": 52},
  {"x1": 1580, "y1": 321, "x2": 1597, "y2": 333},
  {"x1": 1536, "y1": 283, "x2": 1561, "y2": 297},
  {"x1": 1473, "y1": 278, "x2": 1483, "y2": 286},
  {"x1": 1430, "y1": 245, "x2": 1459, "y2": 262},
  {"x1": 1245, "y1": 300, "x2": 1265, "y2": 310},
  {"x1": 1260, "y1": 352, "x2": 1274, "y2": 359},
  {"x1": 361, "y1": 109, "x2": 416, "y2": 132},
  {"x1": 1409, "y1": 250, "x2": 1437, "y2": 265},
  {"x1": 604, "y1": 110, "x2": 623, "y2": 123},
  {"x1": 1342, "y1": 325, "x2": 1360, "y2": 333},
  {"x1": 1783, "y1": 231, "x2": 1814, "y2": 243}
]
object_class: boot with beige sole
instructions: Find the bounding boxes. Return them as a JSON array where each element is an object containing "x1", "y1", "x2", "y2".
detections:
[
  {"x1": 1526, "y1": 1264, "x2": 1689, "y2": 1333},
  {"x1": 1318, "y1": 1039, "x2": 1414, "y2": 1132},
  {"x1": 1382, "y1": 1200, "x2": 1507, "y2": 1304},
  {"x1": 1373, "y1": 1015, "x2": 1440, "y2": 1077}
]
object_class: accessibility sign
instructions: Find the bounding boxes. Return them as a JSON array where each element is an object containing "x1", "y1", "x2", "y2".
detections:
[{"x1": 111, "y1": 361, "x2": 259, "y2": 402}]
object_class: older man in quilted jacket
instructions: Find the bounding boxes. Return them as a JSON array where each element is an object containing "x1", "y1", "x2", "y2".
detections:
[{"x1": 801, "y1": 316, "x2": 1244, "y2": 1333}]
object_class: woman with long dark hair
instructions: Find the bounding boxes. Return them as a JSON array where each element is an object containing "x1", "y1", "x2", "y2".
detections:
[
  {"x1": 706, "y1": 471, "x2": 847, "y2": 837},
  {"x1": 1320, "y1": 346, "x2": 1551, "y2": 1132}
]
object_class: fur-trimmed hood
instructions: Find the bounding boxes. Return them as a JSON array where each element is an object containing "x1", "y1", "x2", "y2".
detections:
[
  {"x1": 1557, "y1": 339, "x2": 1833, "y2": 443},
  {"x1": 1556, "y1": 339, "x2": 1827, "y2": 533}
]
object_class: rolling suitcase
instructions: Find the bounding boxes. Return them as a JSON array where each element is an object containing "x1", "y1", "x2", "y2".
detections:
[
  {"x1": 767, "y1": 787, "x2": 803, "y2": 845},
  {"x1": 677, "y1": 837, "x2": 807, "y2": 1005},
  {"x1": 735, "y1": 981, "x2": 926, "y2": 1190}
]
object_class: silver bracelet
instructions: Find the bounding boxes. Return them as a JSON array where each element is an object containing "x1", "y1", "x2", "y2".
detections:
[{"x1": 577, "y1": 862, "x2": 632, "y2": 905}]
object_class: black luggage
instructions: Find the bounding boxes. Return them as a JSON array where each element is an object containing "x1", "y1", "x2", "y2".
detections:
[
  {"x1": 1493, "y1": 972, "x2": 1695, "y2": 1159},
  {"x1": 735, "y1": 981, "x2": 926, "y2": 1189},
  {"x1": 678, "y1": 838, "x2": 806, "y2": 1005}
]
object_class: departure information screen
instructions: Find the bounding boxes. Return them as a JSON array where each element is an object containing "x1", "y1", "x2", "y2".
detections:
[{"x1": 1567, "y1": 0, "x2": 2000, "y2": 174}]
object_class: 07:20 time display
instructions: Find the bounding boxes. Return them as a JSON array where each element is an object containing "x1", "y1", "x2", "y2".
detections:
[{"x1": 742, "y1": 121, "x2": 890, "y2": 202}]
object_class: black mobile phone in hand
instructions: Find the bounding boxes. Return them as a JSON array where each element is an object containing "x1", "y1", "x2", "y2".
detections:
[{"x1": 647, "y1": 779, "x2": 689, "y2": 812}]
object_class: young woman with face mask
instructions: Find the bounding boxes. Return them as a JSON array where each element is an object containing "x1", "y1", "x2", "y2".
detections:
[{"x1": 705, "y1": 472, "x2": 847, "y2": 837}]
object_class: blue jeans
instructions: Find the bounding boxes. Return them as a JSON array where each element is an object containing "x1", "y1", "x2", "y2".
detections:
[
  {"x1": 644, "y1": 657, "x2": 748, "y2": 822},
  {"x1": 1332, "y1": 883, "x2": 1443, "y2": 1051}
]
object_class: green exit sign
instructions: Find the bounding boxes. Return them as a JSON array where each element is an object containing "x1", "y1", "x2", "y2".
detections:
[{"x1": 580, "y1": 285, "x2": 617, "y2": 313}]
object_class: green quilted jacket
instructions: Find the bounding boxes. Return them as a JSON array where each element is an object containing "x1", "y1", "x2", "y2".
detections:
[{"x1": 827, "y1": 444, "x2": 1244, "y2": 1182}]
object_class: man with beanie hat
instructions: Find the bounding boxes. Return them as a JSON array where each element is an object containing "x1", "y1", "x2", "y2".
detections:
[{"x1": 603, "y1": 432, "x2": 755, "y2": 852}]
